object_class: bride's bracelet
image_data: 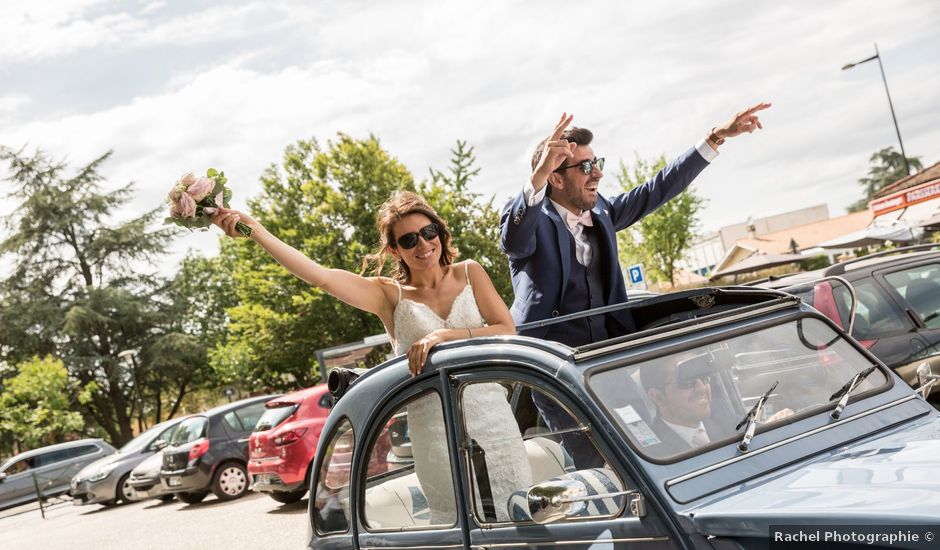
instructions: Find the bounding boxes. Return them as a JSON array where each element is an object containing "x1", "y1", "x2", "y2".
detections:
[{"x1": 467, "y1": 327, "x2": 472, "y2": 338}]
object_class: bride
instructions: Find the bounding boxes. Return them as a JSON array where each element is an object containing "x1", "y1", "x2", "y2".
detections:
[{"x1": 213, "y1": 190, "x2": 531, "y2": 522}]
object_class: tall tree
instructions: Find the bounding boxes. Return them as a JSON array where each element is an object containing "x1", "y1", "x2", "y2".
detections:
[
  {"x1": 615, "y1": 155, "x2": 705, "y2": 286},
  {"x1": 0, "y1": 146, "x2": 175, "y2": 444},
  {"x1": 420, "y1": 140, "x2": 512, "y2": 303},
  {"x1": 848, "y1": 147, "x2": 924, "y2": 212},
  {"x1": 213, "y1": 135, "x2": 414, "y2": 389}
]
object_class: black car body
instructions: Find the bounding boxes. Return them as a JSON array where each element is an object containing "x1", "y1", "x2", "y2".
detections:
[
  {"x1": 158, "y1": 395, "x2": 278, "y2": 503},
  {"x1": 752, "y1": 244, "x2": 940, "y2": 399}
]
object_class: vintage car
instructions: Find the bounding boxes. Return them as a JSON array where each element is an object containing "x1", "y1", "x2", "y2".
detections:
[{"x1": 306, "y1": 287, "x2": 940, "y2": 549}]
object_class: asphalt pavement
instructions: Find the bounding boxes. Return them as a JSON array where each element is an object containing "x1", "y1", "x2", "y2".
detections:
[{"x1": 2, "y1": 492, "x2": 310, "y2": 550}]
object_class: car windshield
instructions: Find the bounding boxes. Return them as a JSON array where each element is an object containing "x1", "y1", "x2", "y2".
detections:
[
  {"x1": 589, "y1": 316, "x2": 888, "y2": 462},
  {"x1": 168, "y1": 416, "x2": 208, "y2": 446},
  {"x1": 117, "y1": 422, "x2": 169, "y2": 454},
  {"x1": 253, "y1": 403, "x2": 299, "y2": 432}
]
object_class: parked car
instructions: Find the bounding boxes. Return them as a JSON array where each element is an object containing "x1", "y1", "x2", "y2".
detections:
[
  {"x1": 126, "y1": 449, "x2": 176, "y2": 503},
  {"x1": 248, "y1": 385, "x2": 332, "y2": 504},
  {"x1": 159, "y1": 395, "x2": 279, "y2": 504},
  {"x1": 751, "y1": 244, "x2": 940, "y2": 399},
  {"x1": 0, "y1": 439, "x2": 116, "y2": 511},
  {"x1": 69, "y1": 417, "x2": 184, "y2": 506},
  {"x1": 307, "y1": 287, "x2": 940, "y2": 548}
]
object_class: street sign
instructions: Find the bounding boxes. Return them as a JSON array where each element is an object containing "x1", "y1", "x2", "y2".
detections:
[{"x1": 628, "y1": 264, "x2": 647, "y2": 289}]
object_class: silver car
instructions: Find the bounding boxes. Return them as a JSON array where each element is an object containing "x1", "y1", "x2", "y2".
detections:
[
  {"x1": 70, "y1": 419, "x2": 183, "y2": 506},
  {"x1": 0, "y1": 439, "x2": 116, "y2": 511},
  {"x1": 126, "y1": 449, "x2": 175, "y2": 502}
]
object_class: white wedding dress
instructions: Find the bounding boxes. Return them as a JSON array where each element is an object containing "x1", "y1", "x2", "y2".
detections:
[{"x1": 393, "y1": 265, "x2": 532, "y2": 523}]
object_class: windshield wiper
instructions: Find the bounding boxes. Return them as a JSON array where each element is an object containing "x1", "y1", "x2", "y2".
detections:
[
  {"x1": 735, "y1": 381, "x2": 778, "y2": 453},
  {"x1": 829, "y1": 366, "x2": 877, "y2": 420}
]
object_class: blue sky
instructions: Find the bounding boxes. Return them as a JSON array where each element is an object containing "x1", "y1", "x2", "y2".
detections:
[{"x1": 1, "y1": 0, "x2": 938, "y2": 273}]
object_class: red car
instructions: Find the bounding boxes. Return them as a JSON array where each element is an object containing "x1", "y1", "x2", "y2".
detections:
[{"x1": 248, "y1": 385, "x2": 333, "y2": 504}]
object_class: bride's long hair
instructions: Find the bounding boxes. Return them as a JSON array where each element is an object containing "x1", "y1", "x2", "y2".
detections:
[{"x1": 361, "y1": 191, "x2": 458, "y2": 283}]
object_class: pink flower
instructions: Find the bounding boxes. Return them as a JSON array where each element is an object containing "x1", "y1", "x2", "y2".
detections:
[
  {"x1": 203, "y1": 191, "x2": 225, "y2": 215},
  {"x1": 172, "y1": 192, "x2": 197, "y2": 218},
  {"x1": 179, "y1": 172, "x2": 197, "y2": 187},
  {"x1": 187, "y1": 177, "x2": 214, "y2": 202}
]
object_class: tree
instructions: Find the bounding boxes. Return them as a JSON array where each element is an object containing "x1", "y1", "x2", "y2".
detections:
[
  {"x1": 615, "y1": 155, "x2": 705, "y2": 286},
  {"x1": 213, "y1": 135, "x2": 414, "y2": 389},
  {"x1": 420, "y1": 140, "x2": 512, "y2": 303},
  {"x1": 0, "y1": 356, "x2": 87, "y2": 451},
  {"x1": 848, "y1": 147, "x2": 924, "y2": 212},
  {"x1": 0, "y1": 146, "x2": 179, "y2": 445}
]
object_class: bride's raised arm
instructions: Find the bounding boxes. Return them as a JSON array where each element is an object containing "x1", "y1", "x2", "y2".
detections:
[{"x1": 212, "y1": 207, "x2": 392, "y2": 319}]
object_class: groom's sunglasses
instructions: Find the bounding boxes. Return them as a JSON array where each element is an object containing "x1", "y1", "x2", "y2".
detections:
[
  {"x1": 554, "y1": 157, "x2": 605, "y2": 175},
  {"x1": 393, "y1": 223, "x2": 440, "y2": 249}
]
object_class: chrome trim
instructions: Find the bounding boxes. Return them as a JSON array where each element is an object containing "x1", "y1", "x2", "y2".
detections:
[
  {"x1": 576, "y1": 300, "x2": 796, "y2": 360},
  {"x1": 666, "y1": 394, "x2": 921, "y2": 487},
  {"x1": 480, "y1": 536, "x2": 670, "y2": 547},
  {"x1": 361, "y1": 545, "x2": 465, "y2": 550}
]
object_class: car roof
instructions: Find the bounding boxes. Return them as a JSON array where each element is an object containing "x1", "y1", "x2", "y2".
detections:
[
  {"x1": 201, "y1": 394, "x2": 283, "y2": 418},
  {"x1": 751, "y1": 245, "x2": 940, "y2": 288},
  {"x1": 2, "y1": 438, "x2": 110, "y2": 463},
  {"x1": 266, "y1": 384, "x2": 328, "y2": 406}
]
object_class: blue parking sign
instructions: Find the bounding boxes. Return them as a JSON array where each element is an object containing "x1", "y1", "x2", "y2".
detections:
[{"x1": 628, "y1": 264, "x2": 645, "y2": 285}]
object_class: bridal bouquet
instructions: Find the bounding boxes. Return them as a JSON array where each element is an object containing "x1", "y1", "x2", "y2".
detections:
[{"x1": 164, "y1": 168, "x2": 252, "y2": 237}]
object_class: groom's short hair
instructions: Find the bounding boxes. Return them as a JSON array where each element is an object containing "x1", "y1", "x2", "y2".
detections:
[{"x1": 531, "y1": 126, "x2": 594, "y2": 171}]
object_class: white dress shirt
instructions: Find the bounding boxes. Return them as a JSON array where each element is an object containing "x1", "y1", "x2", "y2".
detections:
[{"x1": 661, "y1": 418, "x2": 711, "y2": 448}]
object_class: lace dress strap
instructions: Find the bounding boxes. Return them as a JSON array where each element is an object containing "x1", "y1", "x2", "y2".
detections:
[
  {"x1": 465, "y1": 262, "x2": 472, "y2": 287},
  {"x1": 394, "y1": 279, "x2": 403, "y2": 306}
]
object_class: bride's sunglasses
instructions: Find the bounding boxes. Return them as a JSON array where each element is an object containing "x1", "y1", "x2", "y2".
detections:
[{"x1": 393, "y1": 223, "x2": 440, "y2": 249}]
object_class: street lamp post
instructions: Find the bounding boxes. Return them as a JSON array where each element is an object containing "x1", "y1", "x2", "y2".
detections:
[
  {"x1": 118, "y1": 349, "x2": 144, "y2": 432},
  {"x1": 841, "y1": 42, "x2": 910, "y2": 176}
]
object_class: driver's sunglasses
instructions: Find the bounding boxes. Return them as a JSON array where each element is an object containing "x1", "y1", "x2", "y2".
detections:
[
  {"x1": 393, "y1": 223, "x2": 440, "y2": 250},
  {"x1": 554, "y1": 157, "x2": 605, "y2": 175},
  {"x1": 673, "y1": 375, "x2": 711, "y2": 391}
]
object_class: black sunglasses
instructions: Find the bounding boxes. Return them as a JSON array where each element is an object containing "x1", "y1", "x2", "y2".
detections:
[
  {"x1": 554, "y1": 157, "x2": 605, "y2": 175},
  {"x1": 673, "y1": 375, "x2": 711, "y2": 391},
  {"x1": 393, "y1": 223, "x2": 440, "y2": 250}
]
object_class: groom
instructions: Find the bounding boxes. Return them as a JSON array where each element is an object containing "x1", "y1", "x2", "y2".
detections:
[{"x1": 500, "y1": 104, "x2": 770, "y2": 348}]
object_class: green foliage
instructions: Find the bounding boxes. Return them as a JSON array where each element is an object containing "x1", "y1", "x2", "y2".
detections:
[
  {"x1": 0, "y1": 146, "x2": 188, "y2": 445},
  {"x1": 848, "y1": 147, "x2": 924, "y2": 212},
  {"x1": 615, "y1": 155, "x2": 705, "y2": 286},
  {"x1": 214, "y1": 136, "x2": 413, "y2": 389},
  {"x1": 420, "y1": 140, "x2": 512, "y2": 303},
  {"x1": 0, "y1": 356, "x2": 85, "y2": 448}
]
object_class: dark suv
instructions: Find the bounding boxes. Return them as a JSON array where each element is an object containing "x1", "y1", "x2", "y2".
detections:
[
  {"x1": 159, "y1": 395, "x2": 279, "y2": 504},
  {"x1": 751, "y1": 244, "x2": 940, "y2": 398}
]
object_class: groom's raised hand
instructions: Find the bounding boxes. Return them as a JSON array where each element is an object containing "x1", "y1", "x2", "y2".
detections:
[
  {"x1": 531, "y1": 112, "x2": 576, "y2": 191},
  {"x1": 708, "y1": 102, "x2": 772, "y2": 147}
]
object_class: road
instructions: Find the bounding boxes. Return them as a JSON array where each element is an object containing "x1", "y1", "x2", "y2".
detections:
[{"x1": 2, "y1": 492, "x2": 310, "y2": 550}]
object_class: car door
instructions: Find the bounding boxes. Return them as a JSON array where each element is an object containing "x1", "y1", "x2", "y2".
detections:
[
  {"x1": 34, "y1": 448, "x2": 88, "y2": 496},
  {"x1": 355, "y1": 378, "x2": 468, "y2": 549},
  {"x1": 0, "y1": 457, "x2": 38, "y2": 506},
  {"x1": 451, "y1": 368, "x2": 679, "y2": 550}
]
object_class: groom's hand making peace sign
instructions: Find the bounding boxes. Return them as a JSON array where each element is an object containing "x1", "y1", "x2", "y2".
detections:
[{"x1": 530, "y1": 112, "x2": 576, "y2": 192}]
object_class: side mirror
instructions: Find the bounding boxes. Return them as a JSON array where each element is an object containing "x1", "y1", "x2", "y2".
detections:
[
  {"x1": 526, "y1": 479, "x2": 587, "y2": 524},
  {"x1": 916, "y1": 362, "x2": 940, "y2": 399},
  {"x1": 152, "y1": 439, "x2": 168, "y2": 451},
  {"x1": 0, "y1": 472, "x2": 7, "y2": 482}
]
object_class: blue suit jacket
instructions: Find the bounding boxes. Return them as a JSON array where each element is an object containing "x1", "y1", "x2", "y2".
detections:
[{"x1": 499, "y1": 146, "x2": 709, "y2": 339}]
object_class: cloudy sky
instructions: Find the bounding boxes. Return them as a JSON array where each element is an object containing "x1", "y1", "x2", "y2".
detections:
[{"x1": 2, "y1": 0, "x2": 938, "y2": 274}]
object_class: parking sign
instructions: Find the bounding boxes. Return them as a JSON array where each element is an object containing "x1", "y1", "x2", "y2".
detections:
[{"x1": 628, "y1": 264, "x2": 646, "y2": 289}]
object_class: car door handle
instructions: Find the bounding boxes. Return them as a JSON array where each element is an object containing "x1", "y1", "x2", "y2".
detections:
[{"x1": 238, "y1": 437, "x2": 250, "y2": 443}]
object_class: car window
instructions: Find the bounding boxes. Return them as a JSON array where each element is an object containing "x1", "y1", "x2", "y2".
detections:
[
  {"x1": 223, "y1": 411, "x2": 244, "y2": 432},
  {"x1": 2, "y1": 457, "x2": 32, "y2": 475},
  {"x1": 590, "y1": 317, "x2": 888, "y2": 462},
  {"x1": 362, "y1": 391, "x2": 458, "y2": 530},
  {"x1": 254, "y1": 403, "x2": 299, "y2": 432},
  {"x1": 318, "y1": 393, "x2": 334, "y2": 409},
  {"x1": 69, "y1": 444, "x2": 102, "y2": 459},
  {"x1": 235, "y1": 402, "x2": 268, "y2": 432},
  {"x1": 313, "y1": 419, "x2": 354, "y2": 535},
  {"x1": 458, "y1": 381, "x2": 626, "y2": 524},
  {"x1": 170, "y1": 416, "x2": 208, "y2": 445},
  {"x1": 833, "y1": 281, "x2": 909, "y2": 339},
  {"x1": 884, "y1": 264, "x2": 940, "y2": 328},
  {"x1": 119, "y1": 424, "x2": 167, "y2": 454}
]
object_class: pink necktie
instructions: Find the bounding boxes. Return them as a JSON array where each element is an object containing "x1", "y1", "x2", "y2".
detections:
[{"x1": 565, "y1": 210, "x2": 594, "y2": 230}]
